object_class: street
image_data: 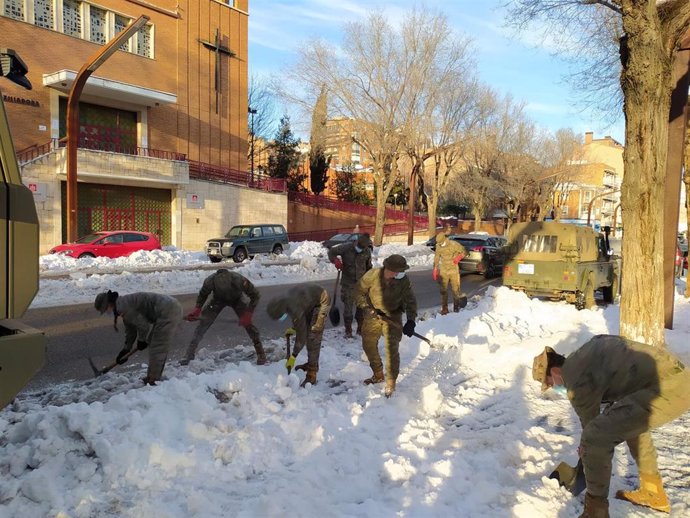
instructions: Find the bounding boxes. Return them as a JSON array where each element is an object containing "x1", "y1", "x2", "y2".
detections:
[{"x1": 21, "y1": 270, "x2": 500, "y2": 391}]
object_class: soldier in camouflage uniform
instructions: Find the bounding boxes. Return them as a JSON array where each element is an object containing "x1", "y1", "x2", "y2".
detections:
[
  {"x1": 94, "y1": 290, "x2": 183, "y2": 385},
  {"x1": 433, "y1": 232, "x2": 466, "y2": 314},
  {"x1": 356, "y1": 254, "x2": 418, "y2": 397},
  {"x1": 533, "y1": 335, "x2": 690, "y2": 518},
  {"x1": 266, "y1": 283, "x2": 330, "y2": 387},
  {"x1": 182, "y1": 269, "x2": 265, "y2": 365},
  {"x1": 328, "y1": 233, "x2": 373, "y2": 338}
]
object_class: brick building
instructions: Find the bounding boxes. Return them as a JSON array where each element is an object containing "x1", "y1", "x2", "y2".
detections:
[{"x1": 1, "y1": 0, "x2": 288, "y2": 253}]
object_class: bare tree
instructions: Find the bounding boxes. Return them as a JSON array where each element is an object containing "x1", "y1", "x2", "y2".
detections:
[
  {"x1": 248, "y1": 75, "x2": 278, "y2": 176},
  {"x1": 309, "y1": 84, "x2": 330, "y2": 195},
  {"x1": 507, "y1": 0, "x2": 690, "y2": 346}
]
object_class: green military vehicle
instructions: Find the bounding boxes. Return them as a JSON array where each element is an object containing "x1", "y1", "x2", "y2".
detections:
[
  {"x1": 0, "y1": 49, "x2": 46, "y2": 408},
  {"x1": 502, "y1": 221, "x2": 621, "y2": 309}
]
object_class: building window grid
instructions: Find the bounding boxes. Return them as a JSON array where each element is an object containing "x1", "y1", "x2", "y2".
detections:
[{"x1": 2, "y1": 0, "x2": 152, "y2": 58}]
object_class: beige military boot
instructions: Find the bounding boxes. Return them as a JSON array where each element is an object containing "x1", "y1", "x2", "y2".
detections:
[
  {"x1": 384, "y1": 378, "x2": 396, "y2": 398},
  {"x1": 363, "y1": 369, "x2": 384, "y2": 385},
  {"x1": 615, "y1": 472, "x2": 670, "y2": 513},
  {"x1": 254, "y1": 342, "x2": 267, "y2": 365},
  {"x1": 578, "y1": 493, "x2": 609, "y2": 518},
  {"x1": 300, "y1": 369, "x2": 317, "y2": 387}
]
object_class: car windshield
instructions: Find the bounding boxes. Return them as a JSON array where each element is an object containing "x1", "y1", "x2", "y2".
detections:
[
  {"x1": 455, "y1": 238, "x2": 486, "y2": 249},
  {"x1": 75, "y1": 232, "x2": 105, "y2": 243},
  {"x1": 226, "y1": 227, "x2": 251, "y2": 238}
]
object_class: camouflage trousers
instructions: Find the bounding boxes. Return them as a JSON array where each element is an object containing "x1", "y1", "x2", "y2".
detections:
[
  {"x1": 340, "y1": 282, "x2": 363, "y2": 330},
  {"x1": 360, "y1": 313, "x2": 403, "y2": 381},
  {"x1": 438, "y1": 269, "x2": 462, "y2": 307},
  {"x1": 185, "y1": 299, "x2": 261, "y2": 360},
  {"x1": 147, "y1": 304, "x2": 183, "y2": 381},
  {"x1": 580, "y1": 367, "x2": 690, "y2": 498},
  {"x1": 296, "y1": 307, "x2": 325, "y2": 372}
]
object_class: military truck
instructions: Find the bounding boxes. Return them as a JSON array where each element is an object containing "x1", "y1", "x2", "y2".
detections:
[
  {"x1": 502, "y1": 221, "x2": 621, "y2": 309},
  {"x1": 0, "y1": 49, "x2": 46, "y2": 408}
]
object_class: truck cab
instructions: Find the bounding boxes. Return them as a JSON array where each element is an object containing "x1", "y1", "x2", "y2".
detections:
[
  {"x1": 502, "y1": 221, "x2": 621, "y2": 309},
  {"x1": 1, "y1": 49, "x2": 46, "y2": 408}
]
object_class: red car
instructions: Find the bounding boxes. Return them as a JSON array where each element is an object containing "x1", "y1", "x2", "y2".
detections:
[{"x1": 49, "y1": 231, "x2": 161, "y2": 259}]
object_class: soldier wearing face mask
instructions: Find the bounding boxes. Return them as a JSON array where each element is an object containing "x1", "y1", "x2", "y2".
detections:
[
  {"x1": 433, "y1": 232, "x2": 466, "y2": 315},
  {"x1": 328, "y1": 233, "x2": 373, "y2": 338},
  {"x1": 355, "y1": 254, "x2": 418, "y2": 397}
]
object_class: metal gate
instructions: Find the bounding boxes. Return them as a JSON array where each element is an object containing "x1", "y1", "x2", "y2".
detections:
[{"x1": 60, "y1": 183, "x2": 171, "y2": 244}]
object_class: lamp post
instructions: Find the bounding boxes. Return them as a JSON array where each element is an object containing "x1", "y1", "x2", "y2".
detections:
[
  {"x1": 393, "y1": 192, "x2": 398, "y2": 211},
  {"x1": 248, "y1": 107, "x2": 257, "y2": 184}
]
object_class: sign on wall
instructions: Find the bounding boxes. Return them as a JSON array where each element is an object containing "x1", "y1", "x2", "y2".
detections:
[
  {"x1": 25, "y1": 181, "x2": 47, "y2": 203},
  {"x1": 186, "y1": 192, "x2": 205, "y2": 209}
]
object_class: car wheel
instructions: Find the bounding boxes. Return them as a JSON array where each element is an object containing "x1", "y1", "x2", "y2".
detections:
[
  {"x1": 272, "y1": 244, "x2": 284, "y2": 255},
  {"x1": 232, "y1": 248, "x2": 248, "y2": 263},
  {"x1": 78, "y1": 252, "x2": 95, "y2": 259},
  {"x1": 209, "y1": 256, "x2": 222, "y2": 263}
]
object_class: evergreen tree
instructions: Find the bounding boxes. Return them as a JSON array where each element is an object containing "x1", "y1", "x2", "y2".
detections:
[
  {"x1": 268, "y1": 116, "x2": 300, "y2": 181},
  {"x1": 309, "y1": 85, "x2": 330, "y2": 195},
  {"x1": 334, "y1": 164, "x2": 370, "y2": 204}
]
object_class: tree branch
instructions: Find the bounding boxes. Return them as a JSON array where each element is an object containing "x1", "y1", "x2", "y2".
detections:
[{"x1": 581, "y1": 0, "x2": 621, "y2": 14}]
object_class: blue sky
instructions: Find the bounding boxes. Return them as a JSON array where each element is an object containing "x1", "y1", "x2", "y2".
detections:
[{"x1": 247, "y1": 0, "x2": 625, "y2": 143}]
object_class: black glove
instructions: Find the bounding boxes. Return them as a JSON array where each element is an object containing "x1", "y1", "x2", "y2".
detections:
[
  {"x1": 116, "y1": 347, "x2": 131, "y2": 365},
  {"x1": 402, "y1": 320, "x2": 416, "y2": 337},
  {"x1": 137, "y1": 340, "x2": 148, "y2": 351}
]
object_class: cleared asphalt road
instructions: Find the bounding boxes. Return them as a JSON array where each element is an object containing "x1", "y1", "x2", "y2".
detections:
[{"x1": 20, "y1": 269, "x2": 500, "y2": 391}]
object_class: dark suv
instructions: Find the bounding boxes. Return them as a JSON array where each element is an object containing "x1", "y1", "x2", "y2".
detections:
[
  {"x1": 206, "y1": 224, "x2": 289, "y2": 263},
  {"x1": 451, "y1": 233, "x2": 507, "y2": 277}
]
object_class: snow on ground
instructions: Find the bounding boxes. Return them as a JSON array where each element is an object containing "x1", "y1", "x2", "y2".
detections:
[
  {"x1": 3, "y1": 245, "x2": 689, "y2": 517},
  {"x1": 33, "y1": 241, "x2": 435, "y2": 309}
]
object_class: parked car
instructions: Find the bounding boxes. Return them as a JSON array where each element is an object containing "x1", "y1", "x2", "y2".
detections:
[
  {"x1": 206, "y1": 224, "x2": 288, "y2": 263},
  {"x1": 49, "y1": 231, "x2": 161, "y2": 259},
  {"x1": 322, "y1": 232, "x2": 372, "y2": 250},
  {"x1": 450, "y1": 233, "x2": 508, "y2": 277}
]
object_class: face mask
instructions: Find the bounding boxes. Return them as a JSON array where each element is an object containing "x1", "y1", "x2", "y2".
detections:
[
  {"x1": 279, "y1": 313, "x2": 288, "y2": 321},
  {"x1": 440, "y1": 242, "x2": 447, "y2": 248},
  {"x1": 394, "y1": 272, "x2": 406, "y2": 280},
  {"x1": 552, "y1": 385, "x2": 567, "y2": 397},
  {"x1": 355, "y1": 245, "x2": 363, "y2": 253}
]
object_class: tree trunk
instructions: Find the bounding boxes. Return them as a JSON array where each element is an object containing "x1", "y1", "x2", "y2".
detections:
[
  {"x1": 374, "y1": 181, "x2": 387, "y2": 246},
  {"x1": 618, "y1": 14, "x2": 672, "y2": 347},
  {"x1": 685, "y1": 143, "x2": 690, "y2": 298},
  {"x1": 427, "y1": 194, "x2": 438, "y2": 238}
]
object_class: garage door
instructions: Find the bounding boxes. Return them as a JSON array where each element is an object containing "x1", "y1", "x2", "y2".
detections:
[{"x1": 61, "y1": 183, "x2": 171, "y2": 244}]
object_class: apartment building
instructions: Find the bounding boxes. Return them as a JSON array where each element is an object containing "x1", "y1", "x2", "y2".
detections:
[{"x1": 1, "y1": 0, "x2": 287, "y2": 252}]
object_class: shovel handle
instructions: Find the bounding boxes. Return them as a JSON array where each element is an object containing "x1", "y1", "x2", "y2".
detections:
[
  {"x1": 89, "y1": 348, "x2": 139, "y2": 377},
  {"x1": 374, "y1": 310, "x2": 432, "y2": 345}
]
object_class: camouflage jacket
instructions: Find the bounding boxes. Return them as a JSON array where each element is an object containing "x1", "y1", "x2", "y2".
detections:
[
  {"x1": 196, "y1": 269, "x2": 259, "y2": 309},
  {"x1": 328, "y1": 242, "x2": 372, "y2": 286},
  {"x1": 433, "y1": 239, "x2": 466, "y2": 273},
  {"x1": 562, "y1": 334, "x2": 687, "y2": 430},
  {"x1": 355, "y1": 268, "x2": 418, "y2": 322},
  {"x1": 115, "y1": 292, "x2": 182, "y2": 349},
  {"x1": 282, "y1": 283, "x2": 330, "y2": 356}
]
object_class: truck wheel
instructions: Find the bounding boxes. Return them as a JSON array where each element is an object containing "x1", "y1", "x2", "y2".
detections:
[
  {"x1": 232, "y1": 248, "x2": 248, "y2": 263},
  {"x1": 209, "y1": 256, "x2": 222, "y2": 263}
]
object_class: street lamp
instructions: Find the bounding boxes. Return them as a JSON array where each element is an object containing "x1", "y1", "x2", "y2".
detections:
[
  {"x1": 393, "y1": 192, "x2": 398, "y2": 211},
  {"x1": 248, "y1": 107, "x2": 257, "y2": 183}
]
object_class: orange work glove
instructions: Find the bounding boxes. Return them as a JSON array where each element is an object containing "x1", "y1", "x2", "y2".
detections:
[
  {"x1": 453, "y1": 254, "x2": 464, "y2": 265},
  {"x1": 185, "y1": 306, "x2": 202, "y2": 321},
  {"x1": 432, "y1": 268, "x2": 439, "y2": 281},
  {"x1": 238, "y1": 311, "x2": 253, "y2": 327},
  {"x1": 333, "y1": 258, "x2": 343, "y2": 270}
]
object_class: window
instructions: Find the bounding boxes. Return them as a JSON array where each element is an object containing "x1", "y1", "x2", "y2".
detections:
[
  {"x1": 251, "y1": 227, "x2": 262, "y2": 238},
  {"x1": 63, "y1": 0, "x2": 82, "y2": 37},
  {"x1": 4, "y1": 0, "x2": 24, "y2": 20},
  {"x1": 262, "y1": 226, "x2": 274, "y2": 236},
  {"x1": 583, "y1": 191, "x2": 592, "y2": 203},
  {"x1": 114, "y1": 14, "x2": 132, "y2": 51},
  {"x1": 272, "y1": 226, "x2": 285, "y2": 235},
  {"x1": 34, "y1": 0, "x2": 54, "y2": 29},
  {"x1": 561, "y1": 206, "x2": 569, "y2": 217},
  {"x1": 136, "y1": 24, "x2": 152, "y2": 58},
  {"x1": 89, "y1": 5, "x2": 106, "y2": 44},
  {"x1": 124, "y1": 233, "x2": 148, "y2": 242},
  {"x1": 101, "y1": 234, "x2": 124, "y2": 244},
  {"x1": 521, "y1": 235, "x2": 557, "y2": 253}
]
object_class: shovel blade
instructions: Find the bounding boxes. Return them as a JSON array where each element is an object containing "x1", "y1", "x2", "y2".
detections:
[
  {"x1": 329, "y1": 306, "x2": 341, "y2": 326},
  {"x1": 549, "y1": 460, "x2": 586, "y2": 496},
  {"x1": 87, "y1": 357, "x2": 104, "y2": 377}
]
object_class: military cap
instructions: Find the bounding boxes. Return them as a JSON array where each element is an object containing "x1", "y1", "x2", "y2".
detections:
[
  {"x1": 356, "y1": 233, "x2": 371, "y2": 249},
  {"x1": 266, "y1": 297, "x2": 289, "y2": 319},
  {"x1": 532, "y1": 346, "x2": 557, "y2": 392},
  {"x1": 382, "y1": 254, "x2": 409, "y2": 273},
  {"x1": 436, "y1": 232, "x2": 447, "y2": 244}
]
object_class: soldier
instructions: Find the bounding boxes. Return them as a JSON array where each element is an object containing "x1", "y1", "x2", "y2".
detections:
[
  {"x1": 432, "y1": 232, "x2": 466, "y2": 314},
  {"x1": 328, "y1": 232, "x2": 373, "y2": 338},
  {"x1": 356, "y1": 254, "x2": 418, "y2": 398},
  {"x1": 266, "y1": 283, "x2": 330, "y2": 387},
  {"x1": 182, "y1": 269, "x2": 265, "y2": 365},
  {"x1": 532, "y1": 335, "x2": 690, "y2": 518},
  {"x1": 94, "y1": 290, "x2": 183, "y2": 385}
]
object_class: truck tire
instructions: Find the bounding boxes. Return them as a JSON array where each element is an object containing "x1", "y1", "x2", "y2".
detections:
[
  {"x1": 232, "y1": 247, "x2": 248, "y2": 263},
  {"x1": 575, "y1": 279, "x2": 595, "y2": 310},
  {"x1": 209, "y1": 256, "x2": 222, "y2": 263}
]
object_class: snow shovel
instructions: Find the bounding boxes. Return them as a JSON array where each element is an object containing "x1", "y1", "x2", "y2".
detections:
[
  {"x1": 328, "y1": 270, "x2": 341, "y2": 326},
  {"x1": 549, "y1": 459, "x2": 586, "y2": 496},
  {"x1": 87, "y1": 348, "x2": 139, "y2": 377},
  {"x1": 376, "y1": 311, "x2": 432, "y2": 345}
]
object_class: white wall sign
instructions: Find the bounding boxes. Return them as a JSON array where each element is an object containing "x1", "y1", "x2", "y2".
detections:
[
  {"x1": 26, "y1": 181, "x2": 47, "y2": 203},
  {"x1": 186, "y1": 193, "x2": 204, "y2": 209}
]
